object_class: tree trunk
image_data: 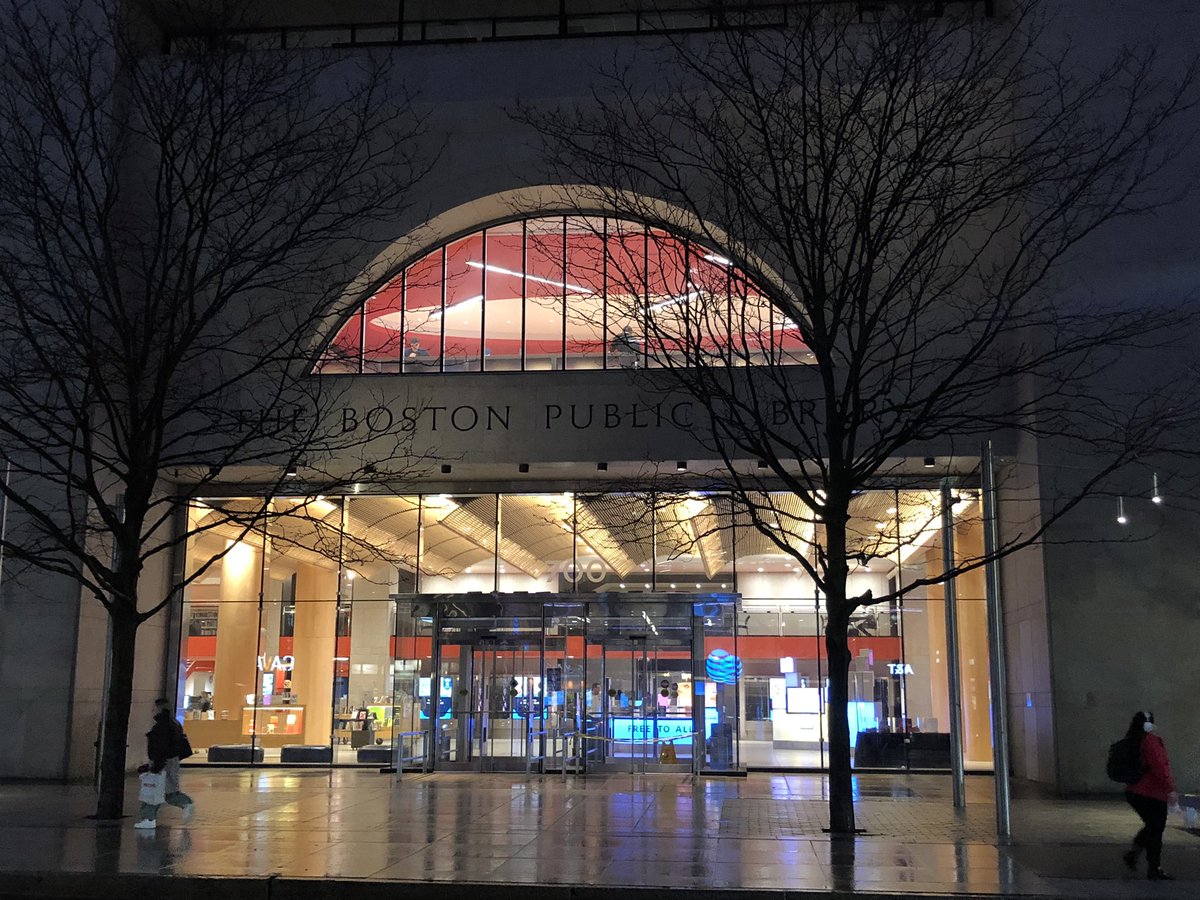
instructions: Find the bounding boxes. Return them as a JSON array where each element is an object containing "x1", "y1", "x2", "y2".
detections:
[
  {"x1": 96, "y1": 610, "x2": 138, "y2": 820},
  {"x1": 825, "y1": 604, "x2": 855, "y2": 834},
  {"x1": 823, "y1": 505, "x2": 856, "y2": 834}
]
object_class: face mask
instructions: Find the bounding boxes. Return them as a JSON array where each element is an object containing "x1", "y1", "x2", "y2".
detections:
[{"x1": 1143, "y1": 721, "x2": 1156, "y2": 733}]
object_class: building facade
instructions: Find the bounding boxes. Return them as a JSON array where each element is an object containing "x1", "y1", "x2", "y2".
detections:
[{"x1": 2, "y1": 0, "x2": 1198, "y2": 795}]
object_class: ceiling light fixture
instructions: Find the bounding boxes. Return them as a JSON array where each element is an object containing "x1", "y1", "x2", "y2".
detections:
[
  {"x1": 428, "y1": 294, "x2": 483, "y2": 316},
  {"x1": 466, "y1": 261, "x2": 593, "y2": 294},
  {"x1": 703, "y1": 254, "x2": 732, "y2": 266}
]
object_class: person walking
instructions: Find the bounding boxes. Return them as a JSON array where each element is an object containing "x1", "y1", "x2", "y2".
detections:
[
  {"x1": 1122, "y1": 711, "x2": 1176, "y2": 881},
  {"x1": 134, "y1": 697, "x2": 195, "y2": 830}
]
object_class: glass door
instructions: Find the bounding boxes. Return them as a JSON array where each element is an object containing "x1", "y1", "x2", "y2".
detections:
[
  {"x1": 594, "y1": 636, "x2": 695, "y2": 772},
  {"x1": 431, "y1": 597, "x2": 545, "y2": 772},
  {"x1": 473, "y1": 636, "x2": 543, "y2": 771}
]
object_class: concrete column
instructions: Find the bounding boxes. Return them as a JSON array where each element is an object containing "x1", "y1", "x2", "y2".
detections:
[
  {"x1": 211, "y1": 540, "x2": 263, "y2": 724},
  {"x1": 347, "y1": 566, "x2": 394, "y2": 708},
  {"x1": 291, "y1": 563, "x2": 338, "y2": 744}
]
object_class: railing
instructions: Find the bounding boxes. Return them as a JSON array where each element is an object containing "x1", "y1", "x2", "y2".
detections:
[
  {"x1": 164, "y1": 2, "x2": 994, "y2": 54},
  {"x1": 389, "y1": 729, "x2": 429, "y2": 777},
  {"x1": 525, "y1": 726, "x2": 551, "y2": 775}
]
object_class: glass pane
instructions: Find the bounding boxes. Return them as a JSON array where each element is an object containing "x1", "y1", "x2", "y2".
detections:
[
  {"x1": 362, "y1": 276, "x2": 403, "y2": 373},
  {"x1": 179, "y1": 500, "x2": 266, "y2": 764},
  {"x1": 893, "y1": 489, "x2": 952, "y2": 770},
  {"x1": 564, "y1": 216, "x2": 607, "y2": 370},
  {"x1": 316, "y1": 309, "x2": 362, "y2": 373},
  {"x1": 260, "y1": 497, "x2": 342, "y2": 763},
  {"x1": 394, "y1": 598, "x2": 436, "y2": 770},
  {"x1": 950, "y1": 490, "x2": 993, "y2": 769},
  {"x1": 689, "y1": 250, "x2": 734, "y2": 366},
  {"x1": 420, "y1": 494, "x2": 498, "y2": 592},
  {"x1": 482, "y1": 224, "x2": 524, "y2": 371},
  {"x1": 442, "y1": 233, "x2": 484, "y2": 372},
  {"x1": 644, "y1": 230, "x2": 689, "y2": 369},
  {"x1": 403, "y1": 248, "x2": 442, "y2": 372},
  {"x1": 602, "y1": 220, "x2": 646, "y2": 369},
  {"x1": 498, "y1": 493, "x2": 577, "y2": 593},
  {"x1": 525, "y1": 217, "x2": 565, "y2": 369},
  {"x1": 654, "y1": 492, "x2": 734, "y2": 591},
  {"x1": 576, "y1": 492, "x2": 656, "y2": 592},
  {"x1": 698, "y1": 600, "x2": 739, "y2": 770},
  {"x1": 545, "y1": 601, "x2": 588, "y2": 772}
]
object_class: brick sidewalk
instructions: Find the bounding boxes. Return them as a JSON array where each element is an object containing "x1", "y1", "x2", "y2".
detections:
[{"x1": 0, "y1": 770, "x2": 1196, "y2": 898}]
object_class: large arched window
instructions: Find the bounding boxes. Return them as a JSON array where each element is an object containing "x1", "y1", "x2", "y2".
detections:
[{"x1": 316, "y1": 216, "x2": 808, "y2": 374}]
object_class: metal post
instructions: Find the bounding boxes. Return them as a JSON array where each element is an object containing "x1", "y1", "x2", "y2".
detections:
[
  {"x1": 940, "y1": 482, "x2": 966, "y2": 809},
  {"x1": 981, "y1": 442, "x2": 1012, "y2": 838}
]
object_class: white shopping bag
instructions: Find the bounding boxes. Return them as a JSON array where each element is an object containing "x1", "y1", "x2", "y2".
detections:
[{"x1": 138, "y1": 770, "x2": 165, "y2": 805}]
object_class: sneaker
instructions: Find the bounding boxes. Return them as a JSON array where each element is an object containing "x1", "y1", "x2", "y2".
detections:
[
  {"x1": 1148, "y1": 868, "x2": 1175, "y2": 881},
  {"x1": 133, "y1": 819, "x2": 156, "y2": 830},
  {"x1": 1122, "y1": 849, "x2": 1140, "y2": 871},
  {"x1": 182, "y1": 803, "x2": 195, "y2": 824}
]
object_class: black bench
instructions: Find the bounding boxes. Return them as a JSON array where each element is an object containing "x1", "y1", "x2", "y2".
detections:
[
  {"x1": 206, "y1": 744, "x2": 264, "y2": 763},
  {"x1": 356, "y1": 746, "x2": 393, "y2": 764},
  {"x1": 280, "y1": 744, "x2": 333, "y2": 764},
  {"x1": 854, "y1": 732, "x2": 952, "y2": 768}
]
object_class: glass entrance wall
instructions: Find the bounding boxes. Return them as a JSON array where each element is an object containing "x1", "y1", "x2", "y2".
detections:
[{"x1": 176, "y1": 486, "x2": 990, "y2": 772}]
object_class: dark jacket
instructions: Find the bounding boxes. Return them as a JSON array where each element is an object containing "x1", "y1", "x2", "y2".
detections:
[{"x1": 146, "y1": 710, "x2": 184, "y2": 773}]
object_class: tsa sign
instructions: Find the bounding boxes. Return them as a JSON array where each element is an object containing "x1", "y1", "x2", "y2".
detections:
[{"x1": 610, "y1": 717, "x2": 694, "y2": 742}]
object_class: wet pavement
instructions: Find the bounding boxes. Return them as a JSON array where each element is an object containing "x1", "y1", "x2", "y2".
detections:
[{"x1": 0, "y1": 769, "x2": 1197, "y2": 898}]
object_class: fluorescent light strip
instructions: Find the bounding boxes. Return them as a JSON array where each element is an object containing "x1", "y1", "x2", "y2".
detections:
[
  {"x1": 646, "y1": 290, "x2": 702, "y2": 313},
  {"x1": 466, "y1": 260, "x2": 594, "y2": 294},
  {"x1": 703, "y1": 254, "x2": 732, "y2": 266},
  {"x1": 429, "y1": 294, "x2": 482, "y2": 317}
]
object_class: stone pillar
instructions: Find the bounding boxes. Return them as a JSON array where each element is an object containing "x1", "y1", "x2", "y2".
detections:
[
  {"x1": 212, "y1": 540, "x2": 263, "y2": 724},
  {"x1": 291, "y1": 563, "x2": 338, "y2": 744}
]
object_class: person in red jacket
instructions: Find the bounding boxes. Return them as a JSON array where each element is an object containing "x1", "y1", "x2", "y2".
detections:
[{"x1": 1122, "y1": 711, "x2": 1177, "y2": 881}]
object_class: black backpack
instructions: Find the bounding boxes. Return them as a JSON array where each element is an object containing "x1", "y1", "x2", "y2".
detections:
[{"x1": 1106, "y1": 736, "x2": 1145, "y2": 785}]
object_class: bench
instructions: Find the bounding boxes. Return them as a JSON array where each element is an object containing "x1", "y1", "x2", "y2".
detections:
[
  {"x1": 280, "y1": 744, "x2": 333, "y2": 764},
  {"x1": 356, "y1": 746, "x2": 393, "y2": 764},
  {"x1": 206, "y1": 744, "x2": 264, "y2": 763},
  {"x1": 854, "y1": 732, "x2": 952, "y2": 768}
]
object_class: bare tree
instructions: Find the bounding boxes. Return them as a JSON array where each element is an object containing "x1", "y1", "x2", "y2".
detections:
[
  {"x1": 0, "y1": 0, "x2": 435, "y2": 818},
  {"x1": 520, "y1": 1, "x2": 1200, "y2": 832}
]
